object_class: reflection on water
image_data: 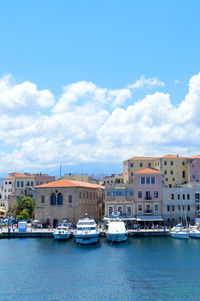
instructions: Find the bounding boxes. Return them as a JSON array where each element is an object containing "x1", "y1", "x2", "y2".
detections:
[{"x1": 0, "y1": 237, "x2": 200, "y2": 300}]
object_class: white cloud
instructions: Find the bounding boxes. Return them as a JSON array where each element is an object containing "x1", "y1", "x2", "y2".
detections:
[
  {"x1": 127, "y1": 75, "x2": 165, "y2": 89},
  {"x1": 0, "y1": 73, "x2": 200, "y2": 172}
]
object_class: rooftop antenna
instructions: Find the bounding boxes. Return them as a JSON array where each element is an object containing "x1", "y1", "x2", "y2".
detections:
[{"x1": 60, "y1": 165, "x2": 62, "y2": 179}]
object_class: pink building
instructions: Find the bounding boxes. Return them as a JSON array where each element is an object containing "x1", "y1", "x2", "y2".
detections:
[
  {"x1": 189, "y1": 156, "x2": 200, "y2": 182},
  {"x1": 133, "y1": 168, "x2": 163, "y2": 220}
]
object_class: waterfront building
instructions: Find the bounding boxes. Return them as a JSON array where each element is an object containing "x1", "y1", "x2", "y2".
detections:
[
  {"x1": 133, "y1": 168, "x2": 163, "y2": 224},
  {"x1": 35, "y1": 179, "x2": 105, "y2": 227},
  {"x1": 100, "y1": 173, "x2": 124, "y2": 186},
  {"x1": 154, "y1": 154, "x2": 188, "y2": 188},
  {"x1": 123, "y1": 157, "x2": 157, "y2": 183},
  {"x1": 104, "y1": 183, "x2": 134, "y2": 218},
  {"x1": 0, "y1": 172, "x2": 55, "y2": 212},
  {"x1": 187, "y1": 155, "x2": 200, "y2": 183},
  {"x1": 162, "y1": 184, "x2": 199, "y2": 225}
]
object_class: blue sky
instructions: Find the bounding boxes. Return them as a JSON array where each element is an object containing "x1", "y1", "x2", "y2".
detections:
[{"x1": 0, "y1": 1, "x2": 200, "y2": 176}]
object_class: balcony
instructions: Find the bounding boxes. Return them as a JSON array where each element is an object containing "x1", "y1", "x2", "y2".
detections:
[
  {"x1": 145, "y1": 209, "x2": 152, "y2": 215},
  {"x1": 144, "y1": 196, "x2": 152, "y2": 201}
]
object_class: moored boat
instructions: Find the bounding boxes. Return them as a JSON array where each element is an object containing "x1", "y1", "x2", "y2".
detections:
[
  {"x1": 53, "y1": 226, "x2": 71, "y2": 240},
  {"x1": 74, "y1": 218, "x2": 100, "y2": 245},
  {"x1": 106, "y1": 218, "x2": 128, "y2": 242},
  {"x1": 170, "y1": 225, "x2": 189, "y2": 239}
]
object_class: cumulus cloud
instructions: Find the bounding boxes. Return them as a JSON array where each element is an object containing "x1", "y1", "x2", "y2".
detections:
[{"x1": 0, "y1": 73, "x2": 200, "y2": 172}]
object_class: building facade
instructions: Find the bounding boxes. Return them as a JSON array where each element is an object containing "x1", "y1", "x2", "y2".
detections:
[
  {"x1": 35, "y1": 179, "x2": 105, "y2": 226},
  {"x1": 162, "y1": 184, "x2": 199, "y2": 225}
]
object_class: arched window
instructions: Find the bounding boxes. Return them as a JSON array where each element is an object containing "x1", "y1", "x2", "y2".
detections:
[
  {"x1": 57, "y1": 193, "x2": 63, "y2": 206},
  {"x1": 51, "y1": 193, "x2": 56, "y2": 205}
]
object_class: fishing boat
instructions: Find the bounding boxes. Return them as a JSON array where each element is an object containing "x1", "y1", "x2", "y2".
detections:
[
  {"x1": 74, "y1": 218, "x2": 100, "y2": 245},
  {"x1": 53, "y1": 225, "x2": 71, "y2": 240},
  {"x1": 106, "y1": 218, "x2": 128, "y2": 242}
]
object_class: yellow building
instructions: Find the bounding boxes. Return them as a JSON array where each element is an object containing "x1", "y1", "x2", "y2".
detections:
[
  {"x1": 154, "y1": 154, "x2": 188, "y2": 188},
  {"x1": 123, "y1": 157, "x2": 157, "y2": 183}
]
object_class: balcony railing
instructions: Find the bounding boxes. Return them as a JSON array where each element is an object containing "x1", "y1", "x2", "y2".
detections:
[
  {"x1": 145, "y1": 209, "x2": 152, "y2": 215},
  {"x1": 144, "y1": 196, "x2": 152, "y2": 201}
]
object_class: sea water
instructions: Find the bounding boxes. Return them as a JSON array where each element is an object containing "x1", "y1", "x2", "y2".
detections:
[{"x1": 0, "y1": 237, "x2": 200, "y2": 301}]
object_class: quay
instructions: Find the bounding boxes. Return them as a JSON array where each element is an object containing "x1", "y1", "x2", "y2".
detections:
[{"x1": 0, "y1": 229, "x2": 170, "y2": 238}]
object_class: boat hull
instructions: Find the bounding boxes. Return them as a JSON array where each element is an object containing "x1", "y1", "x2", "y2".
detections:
[
  {"x1": 189, "y1": 232, "x2": 200, "y2": 239},
  {"x1": 170, "y1": 231, "x2": 189, "y2": 239},
  {"x1": 53, "y1": 233, "x2": 70, "y2": 240},
  {"x1": 106, "y1": 232, "x2": 128, "y2": 242},
  {"x1": 74, "y1": 233, "x2": 99, "y2": 245}
]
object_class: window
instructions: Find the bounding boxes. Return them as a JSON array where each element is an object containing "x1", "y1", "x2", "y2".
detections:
[
  {"x1": 164, "y1": 170, "x2": 167, "y2": 175},
  {"x1": 164, "y1": 161, "x2": 167, "y2": 165},
  {"x1": 138, "y1": 191, "x2": 142, "y2": 198},
  {"x1": 126, "y1": 206, "x2": 132, "y2": 216},
  {"x1": 68, "y1": 195, "x2": 72, "y2": 204},
  {"x1": 17, "y1": 181, "x2": 20, "y2": 187},
  {"x1": 131, "y1": 172, "x2": 133, "y2": 176},
  {"x1": 154, "y1": 204, "x2": 159, "y2": 213},
  {"x1": 108, "y1": 206, "x2": 113, "y2": 215},
  {"x1": 154, "y1": 191, "x2": 158, "y2": 198},
  {"x1": 140, "y1": 163, "x2": 143, "y2": 167},
  {"x1": 27, "y1": 181, "x2": 30, "y2": 186},
  {"x1": 9, "y1": 182, "x2": 11, "y2": 185},
  {"x1": 188, "y1": 205, "x2": 190, "y2": 211},
  {"x1": 178, "y1": 205, "x2": 180, "y2": 211},
  {"x1": 182, "y1": 171, "x2": 185, "y2": 178},
  {"x1": 182, "y1": 161, "x2": 185, "y2": 166},
  {"x1": 172, "y1": 205, "x2": 175, "y2": 211},
  {"x1": 5, "y1": 182, "x2": 7, "y2": 185},
  {"x1": 57, "y1": 193, "x2": 63, "y2": 205},
  {"x1": 83, "y1": 192, "x2": 85, "y2": 199},
  {"x1": 167, "y1": 205, "x2": 170, "y2": 211},
  {"x1": 172, "y1": 178, "x2": 175, "y2": 182},
  {"x1": 116, "y1": 190, "x2": 125, "y2": 196},
  {"x1": 36, "y1": 181, "x2": 39, "y2": 186},
  {"x1": 171, "y1": 194, "x2": 174, "y2": 200},
  {"x1": 41, "y1": 195, "x2": 45, "y2": 203},
  {"x1": 111, "y1": 190, "x2": 115, "y2": 196},
  {"x1": 79, "y1": 192, "x2": 82, "y2": 199},
  {"x1": 138, "y1": 204, "x2": 143, "y2": 213},
  {"x1": 170, "y1": 170, "x2": 173, "y2": 175},
  {"x1": 193, "y1": 175, "x2": 196, "y2": 179},
  {"x1": 146, "y1": 191, "x2": 151, "y2": 200},
  {"x1": 21, "y1": 181, "x2": 23, "y2": 187},
  {"x1": 130, "y1": 163, "x2": 134, "y2": 167},
  {"x1": 40, "y1": 181, "x2": 43, "y2": 185},
  {"x1": 146, "y1": 177, "x2": 150, "y2": 184},
  {"x1": 117, "y1": 206, "x2": 123, "y2": 215},
  {"x1": 51, "y1": 193, "x2": 56, "y2": 206},
  {"x1": 126, "y1": 189, "x2": 133, "y2": 196},
  {"x1": 166, "y1": 178, "x2": 168, "y2": 182},
  {"x1": 195, "y1": 193, "x2": 200, "y2": 201},
  {"x1": 183, "y1": 194, "x2": 185, "y2": 200},
  {"x1": 170, "y1": 161, "x2": 173, "y2": 166},
  {"x1": 141, "y1": 177, "x2": 145, "y2": 184},
  {"x1": 187, "y1": 194, "x2": 190, "y2": 200},
  {"x1": 148, "y1": 163, "x2": 151, "y2": 168},
  {"x1": 107, "y1": 190, "x2": 111, "y2": 197},
  {"x1": 31, "y1": 181, "x2": 34, "y2": 186},
  {"x1": 178, "y1": 194, "x2": 180, "y2": 200},
  {"x1": 169, "y1": 184, "x2": 172, "y2": 188},
  {"x1": 151, "y1": 177, "x2": 155, "y2": 184}
]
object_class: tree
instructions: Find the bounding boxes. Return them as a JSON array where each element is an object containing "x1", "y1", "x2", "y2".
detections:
[
  {"x1": 17, "y1": 209, "x2": 30, "y2": 220},
  {"x1": 11, "y1": 196, "x2": 35, "y2": 219}
]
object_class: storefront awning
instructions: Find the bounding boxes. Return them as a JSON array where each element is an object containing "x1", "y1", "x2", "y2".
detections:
[
  {"x1": 103, "y1": 216, "x2": 136, "y2": 221},
  {"x1": 136, "y1": 215, "x2": 163, "y2": 222},
  {"x1": 0, "y1": 208, "x2": 7, "y2": 213}
]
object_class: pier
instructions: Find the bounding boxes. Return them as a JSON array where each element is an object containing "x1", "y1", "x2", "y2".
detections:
[{"x1": 0, "y1": 229, "x2": 170, "y2": 238}]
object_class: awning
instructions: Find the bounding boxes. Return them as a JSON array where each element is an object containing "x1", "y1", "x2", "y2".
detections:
[
  {"x1": 103, "y1": 216, "x2": 136, "y2": 221},
  {"x1": 0, "y1": 208, "x2": 7, "y2": 213},
  {"x1": 136, "y1": 215, "x2": 163, "y2": 222}
]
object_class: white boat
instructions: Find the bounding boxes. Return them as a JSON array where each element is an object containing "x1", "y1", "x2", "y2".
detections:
[
  {"x1": 74, "y1": 218, "x2": 100, "y2": 245},
  {"x1": 189, "y1": 224, "x2": 200, "y2": 238},
  {"x1": 53, "y1": 226, "x2": 71, "y2": 240},
  {"x1": 106, "y1": 218, "x2": 128, "y2": 242},
  {"x1": 170, "y1": 225, "x2": 189, "y2": 239}
]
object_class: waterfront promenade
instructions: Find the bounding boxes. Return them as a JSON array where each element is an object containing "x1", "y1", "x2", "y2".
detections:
[{"x1": 0, "y1": 227, "x2": 169, "y2": 238}]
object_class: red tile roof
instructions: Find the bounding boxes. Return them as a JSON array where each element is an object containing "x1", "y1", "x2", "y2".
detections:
[
  {"x1": 135, "y1": 168, "x2": 161, "y2": 174},
  {"x1": 3, "y1": 177, "x2": 13, "y2": 180},
  {"x1": 191, "y1": 155, "x2": 200, "y2": 159},
  {"x1": 161, "y1": 154, "x2": 187, "y2": 159},
  {"x1": 129, "y1": 156, "x2": 158, "y2": 161},
  {"x1": 35, "y1": 179, "x2": 105, "y2": 189}
]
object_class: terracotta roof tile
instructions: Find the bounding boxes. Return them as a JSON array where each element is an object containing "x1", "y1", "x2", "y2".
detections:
[
  {"x1": 129, "y1": 156, "x2": 158, "y2": 161},
  {"x1": 35, "y1": 179, "x2": 105, "y2": 189},
  {"x1": 135, "y1": 168, "x2": 161, "y2": 174},
  {"x1": 3, "y1": 177, "x2": 13, "y2": 180},
  {"x1": 162, "y1": 154, "x2": 187, "y2": 159}
]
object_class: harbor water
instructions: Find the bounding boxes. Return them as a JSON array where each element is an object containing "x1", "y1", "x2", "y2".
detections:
[{"x1": 0, "y1": 237, "x2": 200, "y2": 301}]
